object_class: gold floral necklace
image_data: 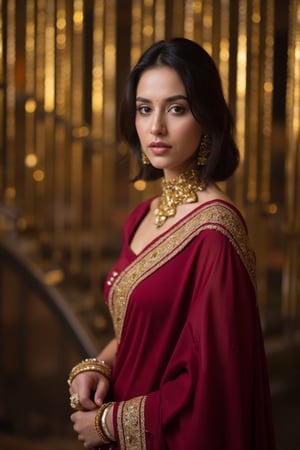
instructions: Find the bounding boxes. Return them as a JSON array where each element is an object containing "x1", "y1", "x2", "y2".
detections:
[{"x1": 154, "y1": 169, "x2": 206, "y2": 227}]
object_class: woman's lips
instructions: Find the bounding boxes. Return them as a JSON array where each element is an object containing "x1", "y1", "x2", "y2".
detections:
[{"x1": 149, "y1": 142, "x2": 171, "y2": 155}]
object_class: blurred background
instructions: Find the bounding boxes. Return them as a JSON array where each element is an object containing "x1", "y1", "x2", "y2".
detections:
[{"x1": 0, "y1": 0, "x2": 299, "y2": 449}]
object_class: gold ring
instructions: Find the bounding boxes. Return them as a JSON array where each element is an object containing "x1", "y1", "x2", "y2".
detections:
[{"x1": 70, "y1": 393, "x2": 80, "y2": 409}]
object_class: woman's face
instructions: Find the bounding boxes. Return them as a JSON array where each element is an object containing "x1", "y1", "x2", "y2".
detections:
[{"x1": 135, "y1": 65, "x2": 203, "y2": 179}]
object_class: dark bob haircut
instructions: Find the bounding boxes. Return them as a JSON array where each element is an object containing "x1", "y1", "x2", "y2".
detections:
[{"x1": 119, "y1": 37, "x2": 239, "y2": 182}]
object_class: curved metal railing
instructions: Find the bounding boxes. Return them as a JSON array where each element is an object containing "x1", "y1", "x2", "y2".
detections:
[
  {"x1": 0, "y1": 236, "x2": 98, "y2": 437},
  {"x1": 0, "y1": 238, "x2": 97, "y2": 356}
]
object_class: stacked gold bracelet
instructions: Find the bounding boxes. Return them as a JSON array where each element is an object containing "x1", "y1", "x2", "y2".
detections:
[
  {"x1": 94, "y1": 402, "x2": 115, "y2": 444},
  {"x1": 67, "y1": 358, "x2": 112, "y2": 386}
]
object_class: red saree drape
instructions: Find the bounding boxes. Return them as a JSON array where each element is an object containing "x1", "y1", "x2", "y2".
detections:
[{"x1": 103, "y1": 199, "x2": 275, "y2": 450}]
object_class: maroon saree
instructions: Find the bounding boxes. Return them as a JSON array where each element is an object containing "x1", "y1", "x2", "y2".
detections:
[{"x1": 103, "y1": 199, "x2": 275, "y2": 450}]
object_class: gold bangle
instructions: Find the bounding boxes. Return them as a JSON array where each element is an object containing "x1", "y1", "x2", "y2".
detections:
[
  {"x1": 94, "y1": 403, "x2": 113, "y2": 444},
  {"x1": 67, "y1": 358, "x2": 112, "y2": 386},
  {"x1": 101, "y1": 403, "x2": 115, "y2": 442}
]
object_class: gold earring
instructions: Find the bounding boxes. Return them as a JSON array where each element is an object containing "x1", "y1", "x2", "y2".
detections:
[
  {"x1": 141, "y1": 152, "x2": 151, "y2": 165},
  {"x1": 197, "y1": 134, "x2": 211, "y2": 166}
]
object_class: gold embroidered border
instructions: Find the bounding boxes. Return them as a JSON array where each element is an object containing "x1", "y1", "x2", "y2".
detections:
[
  {"x1": 108, "y1": 202, "x2": 256, "y2": 343},
  {"x1": 117, "y1": 396, "x2": 147, "y2": 450}
]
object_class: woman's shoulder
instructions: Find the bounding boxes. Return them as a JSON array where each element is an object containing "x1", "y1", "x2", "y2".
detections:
[
  {"x1": 195, "y1": 184, "x2": 246, "y2": 225},
  {"x1": 196, "y1": 183, "x2": 234, "y2": 207}
]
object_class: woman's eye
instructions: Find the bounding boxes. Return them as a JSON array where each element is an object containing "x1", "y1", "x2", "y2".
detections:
[
  {"x1": 137, "y1": 105, "x2": 151, "y2": 114},
  {"x1": 169, "y1": 104, "x2": 185, "y2": 114}
]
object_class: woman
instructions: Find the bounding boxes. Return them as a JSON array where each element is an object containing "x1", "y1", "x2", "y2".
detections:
[{"x1": 69, "y1": 37, "x2": 275, "y2": 449}]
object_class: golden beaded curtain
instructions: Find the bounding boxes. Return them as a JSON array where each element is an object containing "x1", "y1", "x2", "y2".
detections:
[{"x1": 282, "y1": 0, "x2": 300, "y2": 330}]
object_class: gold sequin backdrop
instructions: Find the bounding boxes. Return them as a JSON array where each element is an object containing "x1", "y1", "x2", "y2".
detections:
[{"x1": 0, "y1": 0, "x2": 298, "y2": 331}]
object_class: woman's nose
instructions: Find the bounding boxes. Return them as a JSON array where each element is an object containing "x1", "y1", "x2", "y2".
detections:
[{"x1": 150, "y1": 113, "x2": 166, "y2": 135}]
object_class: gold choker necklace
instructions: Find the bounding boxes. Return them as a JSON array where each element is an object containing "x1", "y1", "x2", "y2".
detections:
[{"x1": 154, "y1": 169, "x2": 206, "y2": 227}]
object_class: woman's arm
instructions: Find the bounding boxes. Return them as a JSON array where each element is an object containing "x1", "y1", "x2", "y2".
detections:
[
  {"x1": 70, "y1": 339, "x2": 118, "y2": 447},
  {"x1": 69, "y1": 337, "x2": 117, "y2": 410},
  {"x1": 96, "y1": 337, "x2": 117, "y2": 368}
]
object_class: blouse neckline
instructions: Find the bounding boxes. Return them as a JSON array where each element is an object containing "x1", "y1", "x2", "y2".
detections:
[{"x1": 127, "y1": 198, "x2": 245, "y2": 258}]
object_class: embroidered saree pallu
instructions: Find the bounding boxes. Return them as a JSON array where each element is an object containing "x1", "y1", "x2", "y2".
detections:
[{"x1": 103, "y1": 200, "x2": 275, "y2": 450}]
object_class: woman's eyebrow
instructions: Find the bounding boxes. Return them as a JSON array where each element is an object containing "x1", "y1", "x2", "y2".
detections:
[{"x1": 136, "y1": 94, "x2": 188, "y2": 103}]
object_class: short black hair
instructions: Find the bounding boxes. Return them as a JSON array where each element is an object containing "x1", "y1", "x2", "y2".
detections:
[{"x1": 119, "y1": 37, "x2": 239, "y2": 182}]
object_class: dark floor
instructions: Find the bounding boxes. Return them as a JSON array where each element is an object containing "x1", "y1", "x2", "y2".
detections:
[{"x1": 266, "y1": 334, "x2": 300, "y2": 450}]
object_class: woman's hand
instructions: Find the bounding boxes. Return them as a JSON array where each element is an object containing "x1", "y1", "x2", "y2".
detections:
[
  {"x1": 69, "y1": 371, "x2": 110, "y2": 411},
  {"x1": 71, "y1": 409, "x2": 103, "y2": 449}
]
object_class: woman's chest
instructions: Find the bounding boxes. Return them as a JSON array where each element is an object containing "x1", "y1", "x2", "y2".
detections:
[{"x1": 129, "y1": 204, "x2": 196, "y2": 255}]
